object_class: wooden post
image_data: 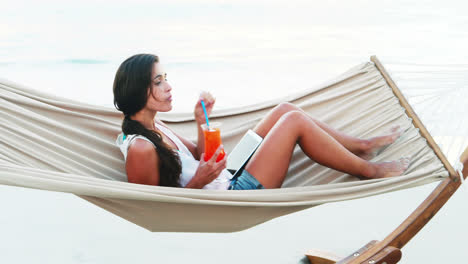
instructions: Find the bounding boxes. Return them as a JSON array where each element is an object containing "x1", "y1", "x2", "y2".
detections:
[{"x1": 344, "y1": 148, "x2": 467, "y2": 263}]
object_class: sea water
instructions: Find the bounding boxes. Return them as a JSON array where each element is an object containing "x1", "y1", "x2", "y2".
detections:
[{"x1": 1, "y1": 0, "x2": 467, "y2": 263}]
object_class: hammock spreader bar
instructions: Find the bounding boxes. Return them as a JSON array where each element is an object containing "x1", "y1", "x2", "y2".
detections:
[{"x1": 306, "y1": 56, "x2": 468, "y2": 264}]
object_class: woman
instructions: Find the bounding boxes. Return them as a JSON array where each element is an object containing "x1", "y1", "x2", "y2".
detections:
[{"x1": 114, "y1": 54, "x2": 410, "y2": 190}]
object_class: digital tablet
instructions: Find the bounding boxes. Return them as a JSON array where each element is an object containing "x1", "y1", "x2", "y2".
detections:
[{"x1": 226, "y1": 129, "x2": 263, "y2": 176}]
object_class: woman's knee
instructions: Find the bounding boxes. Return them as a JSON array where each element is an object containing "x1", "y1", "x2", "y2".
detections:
[
  {"x1": 274, "y1": 102, "x2": 298, "y2": 116},
  {"x1": 278, "y1": 110, "x2": 308, "y2": 126},
  {"x1": 275, "y1": 111, "x2": 314, "y2": 139}
]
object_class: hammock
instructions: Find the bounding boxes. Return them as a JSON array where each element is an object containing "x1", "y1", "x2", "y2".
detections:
[{"x1": 0, "y1": 56, "x2": 458, "y2": 237}]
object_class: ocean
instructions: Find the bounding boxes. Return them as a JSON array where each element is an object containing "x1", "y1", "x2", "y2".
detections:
[{"x1": 1, "y1": 0, "x2": 467, "y2": 263}]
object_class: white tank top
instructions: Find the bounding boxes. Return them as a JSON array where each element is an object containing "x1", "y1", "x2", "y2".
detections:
[{"x1": 115, "y1": 120, "x2": 233, "y2": 190}]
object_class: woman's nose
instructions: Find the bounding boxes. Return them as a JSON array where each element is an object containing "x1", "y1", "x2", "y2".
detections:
[{"x1": 166, "y1": 83, "x2": 172, "y2": 92}]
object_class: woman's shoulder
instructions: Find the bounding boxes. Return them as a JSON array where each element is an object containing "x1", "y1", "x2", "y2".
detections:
[
  {"x1": 128, "y1": 135, "x2": 155, "y2": 146},
  {"x1": 127, "y1": 136, "x2": 155, "y2": 154},
  {"x1": 126, "y1": 137, "x2": 159, "y2": 167},
  {"x1": 116, "y1": 133, "x2": 157, "y2": 160},
  {"x1": 126, "y1": 137, "x2": 161, "y2": 186}
]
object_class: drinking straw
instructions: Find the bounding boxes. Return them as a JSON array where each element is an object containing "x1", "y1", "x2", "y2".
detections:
[{"x1": 200, "y1": 100, "x2": 210, "y2": 129}]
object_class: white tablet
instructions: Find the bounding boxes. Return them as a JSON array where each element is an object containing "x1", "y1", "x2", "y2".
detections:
[{"x1": 227, "y1": 130, "x2": 263, "y2": 175}]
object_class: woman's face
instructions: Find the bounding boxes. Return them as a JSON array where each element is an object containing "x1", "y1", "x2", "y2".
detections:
[{"x1": 146, "y1": 62, "x2": 173, "y2": 112}]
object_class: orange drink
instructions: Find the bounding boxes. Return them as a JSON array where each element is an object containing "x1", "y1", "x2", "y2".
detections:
[{"x1": 201, "y1": 122, "x2": 225, "y2": 162}]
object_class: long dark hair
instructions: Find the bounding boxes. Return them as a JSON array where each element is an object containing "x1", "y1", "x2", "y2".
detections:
[{"x1": 113, "y1": 54, "x2": 181, "y2": 187}]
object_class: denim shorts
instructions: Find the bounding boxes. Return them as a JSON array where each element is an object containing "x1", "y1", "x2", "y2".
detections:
[{"x1": 228, "y1": 169, "x2": 264, "y2": 190}]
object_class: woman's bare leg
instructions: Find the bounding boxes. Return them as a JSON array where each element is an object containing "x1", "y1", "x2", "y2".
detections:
[
  {"x1": 246, "y1": 111, "x2": 409, "y2": 188},
  {"x1": 253, "y1": 103, "x2": 402, "y2": 159}
]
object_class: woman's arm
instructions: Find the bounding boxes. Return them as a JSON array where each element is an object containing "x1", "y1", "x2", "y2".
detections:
[
  {"x1": 126, "y1": 139, "x2": 160, "y2": 185},
  {"x1": 186, "y1": 146, "x2": 227, "y2": 188},
  {"x1": 126, "y1": 139, "x2": 226, "y2": 189}
]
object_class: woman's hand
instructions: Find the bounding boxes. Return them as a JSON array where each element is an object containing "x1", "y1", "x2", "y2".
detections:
[
  {"x1": 194, "y1": 91, "x2": 216, "y2": 123},
  {"x1": 186, "y1": 145, "x2": 227, "y2": 188}
]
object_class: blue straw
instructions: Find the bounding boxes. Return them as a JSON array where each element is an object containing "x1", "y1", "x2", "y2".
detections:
[{"x1": 200, "y1": 100, "x2": 210, "y2": 128}]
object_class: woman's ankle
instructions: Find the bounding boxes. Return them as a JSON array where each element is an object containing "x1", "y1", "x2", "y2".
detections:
[
  {"x1": 360, "y1": 161, "x2": 377, "y2": 179},
  {"x1": 358, "y1": 139, "x2": 372, "y2": 153}
]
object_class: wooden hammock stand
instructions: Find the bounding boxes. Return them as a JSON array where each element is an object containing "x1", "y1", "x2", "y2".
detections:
[{"x1": 306, "y1": 56, "x2": 468, "y2": 264}]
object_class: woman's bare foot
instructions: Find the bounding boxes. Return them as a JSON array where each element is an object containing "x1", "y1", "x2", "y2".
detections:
[
  {"x1": 371, "y1": 157, "x2": 410, "y2": 178},
  {"x1": 358, "y1": 126, "x2": 403, "y2": 160}
]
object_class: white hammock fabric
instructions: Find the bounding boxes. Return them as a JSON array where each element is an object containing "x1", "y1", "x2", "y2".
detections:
[{"x1": 0, "y1": 61, "x2": 448, "y2": 232}]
